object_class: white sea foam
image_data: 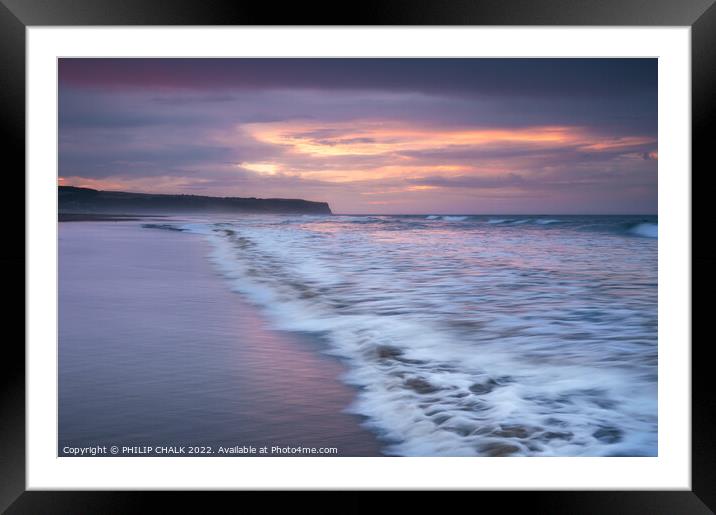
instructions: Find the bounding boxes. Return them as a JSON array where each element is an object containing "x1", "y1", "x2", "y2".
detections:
[
  {"x1": 178, "y1": 215, "x2": 658, "y2": 456},
  {"x1": 425, "y1": 215, "x2": 469, "y2": 221},
  {"x1": 630, "y1": 222, "x2": 658, "y2": 238}
]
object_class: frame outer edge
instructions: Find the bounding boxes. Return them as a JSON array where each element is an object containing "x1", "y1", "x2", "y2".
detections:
[
  {"x1": 691, "y1": 0, "x2": 716, "y2": 511},
  {"x1": 0, "y1": 0, "x2": 27, "y2": 513},
  {"x1": 0, "y1": 0, "x2": 715, "y2": 26},
  {"x1": 3, "y1": 0, "x2": 715, "y2": 511}
]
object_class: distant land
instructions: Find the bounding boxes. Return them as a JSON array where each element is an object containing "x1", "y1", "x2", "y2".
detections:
[{"x1": 58, "y1": 186, "x2": 332, "y2": 215}]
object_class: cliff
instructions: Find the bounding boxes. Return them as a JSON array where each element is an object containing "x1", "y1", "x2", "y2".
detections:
[{"x1": 58, "y1": 186, "x2": 332, "y2": 215}]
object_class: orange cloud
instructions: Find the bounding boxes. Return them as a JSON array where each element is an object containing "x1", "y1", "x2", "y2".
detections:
[
  {"x1": 239, "y1": 162, "x2": 280, "y2": 175},
  {"x1": 294, "y1": 164, "x2": 482, "y2": 183},
  {"x1": 579, "y1": 136, "x2": 656, "y2": 151},
  {"x1": 244, "y1": 121, "x2": 582, "y2": 158},
  {"x1": 239, "y1": 121, "x2": 657, "y2": 188},
  {"x1": 59, "y1": 175, "x2": 213, "y2": 193},
  {"x1": 406, "y1": 185, "x2": 439, "y2": 191}
]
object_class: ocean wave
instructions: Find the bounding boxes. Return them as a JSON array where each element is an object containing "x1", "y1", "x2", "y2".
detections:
[
  {"x1": 629, "y1": 223, "x2": 657, "y2": 238},
  {"x1": 176, "y1": 217, "x2": 657, "y2": 457},
  {"x1": 425, "y1": 215, "x2": 469, "y2": 221},
  {"x1": 488, "y1": 218, "x2": 538, "y2": 225}
]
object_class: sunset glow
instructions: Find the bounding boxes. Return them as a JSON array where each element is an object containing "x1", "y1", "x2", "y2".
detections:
[
  {"x1": 59, "y1": 58, "x2": 657, "y2": 213},
  {"x1": 244, "y1": 122, "x2": 582, "y2": 157}
]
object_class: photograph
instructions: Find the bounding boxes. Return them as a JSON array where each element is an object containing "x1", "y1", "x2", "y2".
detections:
[{"x1": 57, "y1": 57, "x2": 659, "y2": 458}]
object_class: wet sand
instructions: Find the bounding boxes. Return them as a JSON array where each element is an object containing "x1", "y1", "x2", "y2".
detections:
[
  {"x1": 59, "y1": 221, "x2": 383, "y2": 456},
  {"x1": 58, "y1": 213, "x2": 155, "y2": 222}
]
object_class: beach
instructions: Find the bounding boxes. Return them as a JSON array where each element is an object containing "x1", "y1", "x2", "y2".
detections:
[
  {"x1": 59, "y1": 214, "x2": 658, "y2": 457},
  {"x1": 59, "y1": 220, "x2": 384, "y2": 457}
]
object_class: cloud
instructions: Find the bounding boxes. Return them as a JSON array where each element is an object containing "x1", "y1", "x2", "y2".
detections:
[
  {"x1": 150, "y1": 94, "x2": 238, "y2": 105},
  {"x1": 59, "y1": 58, "x2": 656, "y2": 101},
  {"x1": 58, "y1": 58, "x2": 658, "y2": 214}
]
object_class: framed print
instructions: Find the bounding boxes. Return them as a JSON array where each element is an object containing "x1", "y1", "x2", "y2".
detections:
[{"x1": 3, "y1": 0, "x2": 714, "y2": 512}]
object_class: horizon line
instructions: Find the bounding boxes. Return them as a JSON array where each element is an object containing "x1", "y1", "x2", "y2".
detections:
[{"x1": 58, "y1": 186, "x2": 657, "y2": 217}]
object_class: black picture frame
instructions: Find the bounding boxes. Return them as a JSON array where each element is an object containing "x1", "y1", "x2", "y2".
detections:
[{"x1": 2, "y1": 0, "x2": 713, "y2": 512}]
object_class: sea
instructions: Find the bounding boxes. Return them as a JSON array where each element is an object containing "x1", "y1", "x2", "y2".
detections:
[{"x1": 60, "y1": 214, "x2": 657, "y2": 457}]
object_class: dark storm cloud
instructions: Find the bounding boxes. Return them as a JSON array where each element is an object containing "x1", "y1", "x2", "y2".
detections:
[{"x1": 59, "y1": 58, "x2": 656, "y2": 100}]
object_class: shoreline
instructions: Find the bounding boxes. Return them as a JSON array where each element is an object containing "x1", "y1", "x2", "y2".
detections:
[
  {"x1": 59, "y1": 213, "x2": 164, "y2": 222},
  {"x1": 59, "y1": 221, "x2": 384, "y2": 457}
]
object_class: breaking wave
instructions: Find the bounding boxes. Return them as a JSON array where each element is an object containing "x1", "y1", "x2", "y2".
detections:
[{"x1": 164, "y1": 214, "x2": 657, "y2": 457}]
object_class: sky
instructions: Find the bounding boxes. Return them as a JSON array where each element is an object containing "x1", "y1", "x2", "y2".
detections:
[{"x1": 58, "y1": 58, "x2": 657, "y2": 214}]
